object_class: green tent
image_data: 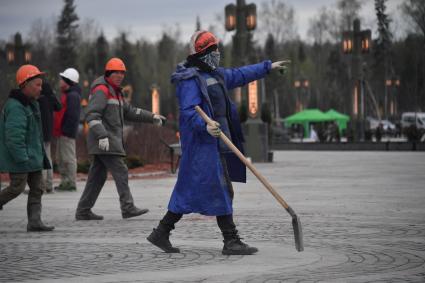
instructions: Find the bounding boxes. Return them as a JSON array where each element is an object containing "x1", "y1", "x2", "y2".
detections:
[
  {"x1": 325, "y1": 109, "x2": 350, "y2": 134},
  {"x1": 284, "y1": 109, "x2": 334, "y2": 137}
]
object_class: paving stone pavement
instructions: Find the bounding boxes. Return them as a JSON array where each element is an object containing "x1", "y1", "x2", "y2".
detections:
[{"x1": 0, "y1": 151, "x2": 424, "y2": 282}]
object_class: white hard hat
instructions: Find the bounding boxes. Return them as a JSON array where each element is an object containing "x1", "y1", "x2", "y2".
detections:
[{"x1": 59, "y1": 68, "x2": 79, "y2": 83}]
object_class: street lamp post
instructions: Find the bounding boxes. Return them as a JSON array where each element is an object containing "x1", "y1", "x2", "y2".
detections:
[
  {"x1": 294, "y1": 78, "x2": 310, "y2": 112},
  {"x1": 225, "y1": 0, "x2": 256, "y2": 67},
  {"x1": 225, "y1": 0, "x2": 269, "y2": 162},
  {"x1": 225, "y1": 0, "x2": 256, "y2": 104},
  {"x1": 6, "y1": 33, "x2": 31, "y2": 66},
  {"x1": 225, "y1": 0, "x2": 257, "y2": 107},
  {"x1": 342, "y1": 19, "x2": 371, "y2": 142},
  {"x1": 385, "y1": 77, "x2": 400, "y2": 117},
  {"x1": 151, "y1": 85, "x2": 160, "y2": 115},
  {"x1": 3, "y1": 33, "x2": 32, "y2": 89},
  {"x1": 294, "y1": 80, "x2": 301, "y2": 112}
]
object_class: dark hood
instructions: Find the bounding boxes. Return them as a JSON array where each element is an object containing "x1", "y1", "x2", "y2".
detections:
[
  {"x1": 170, "y1": 62, "x2": 199, "y2": 84},
  {"x1": 66, "y1": 83, "x2": 82, "y2": 96},
  {"x1": 9, "y1": 89, "x2": 32, "y2": 106}
]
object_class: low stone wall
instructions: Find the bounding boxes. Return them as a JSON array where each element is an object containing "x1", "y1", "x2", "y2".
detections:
[
  {"x1": 55, "y1": 123, "x2": 179, "y2": 165},
  {"x1": 271, "y1": 142, "x2": 425, "y2": 151}
]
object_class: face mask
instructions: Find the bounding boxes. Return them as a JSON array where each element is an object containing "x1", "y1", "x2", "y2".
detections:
[
  {"x1": 199, "y1": 51, "x2": 221, "y2": 70},
  {"x1": 209, "y1": 51, "x2": 221, "y2": 69}
]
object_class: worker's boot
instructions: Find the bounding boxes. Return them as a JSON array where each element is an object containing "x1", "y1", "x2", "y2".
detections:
[
  {"x1": 147, "y1": 223, "x2": 180, "y2": 253},
  {"x1": 75, "y1": 210, "x2": 104, "y2": 221},
  {"x1": 55, "y1": 182, "x2": 76, "y2": 192},
  {"x1": 27, "y1": 203, "x2": 54, "y2": 232},
  {"x1": 221, "y1": 229, "x2": 258, "y2": 255},
  {"x1": 122, "y1": 206, "x2": 149, "y2": 219}
]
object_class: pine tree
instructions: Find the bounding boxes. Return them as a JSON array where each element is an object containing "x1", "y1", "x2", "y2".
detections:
[
  {"x1": 114, "y1": 32, "x2": 139, "y2": 104},
  {"x1": 264, "y1": 34, "x2": 278, "y2": 110},
  {"x1": 374, "y1": 0, "x2": 392, "y2": 64},
  {"x1": 264, "y1": 33, "x2": 276, "y2": 61},
  {"x1": 56, "y1": 0, "x2": 79, "y2": 69},
  {"x1": 95, "y1": 33, "x2": 109, "y2": 76},
  {"x1": 373, "y1": 0, "x2": 393, "y2": 114},
  {"x1": 298, "y1": 43, "x2": 306, "y2": 64},
  {"x1": 337, "y1": 0, "x2": 361, "y2": 30},
  {"x1": 402, "y1": 0, "x2": 425, "y2": 39}
]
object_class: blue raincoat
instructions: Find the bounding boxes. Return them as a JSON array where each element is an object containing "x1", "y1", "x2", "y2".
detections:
[{"x1": 168, "y1": 60, "x2": 272, "y2": 216}]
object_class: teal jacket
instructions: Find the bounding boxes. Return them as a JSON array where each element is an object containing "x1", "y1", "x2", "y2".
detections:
[{"x1": 0, "y1": 90, "x2": 50, "y2": 173}]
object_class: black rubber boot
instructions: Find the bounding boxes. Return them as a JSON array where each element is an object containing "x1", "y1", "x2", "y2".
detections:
[
  {"x1": 147, "y1": 224, "x2": 180, "y2": 253},
  {"x1": 222, "y1": 230, "x2": 258, "y2": 255},
  {"x1": 27, "y1": 221, "x2": 55, "y2": 232},
  {"x1": 27, "y1": 203, "x2": 54, "y2": 232}
]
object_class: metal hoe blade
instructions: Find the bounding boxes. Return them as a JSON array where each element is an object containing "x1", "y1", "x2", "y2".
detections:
[
  {"x1": 194, "y1": 106, "x2": 304, "y2": 252},
  {"x1": 287, "y1": 206, "x2": 304, "y2": 252}
]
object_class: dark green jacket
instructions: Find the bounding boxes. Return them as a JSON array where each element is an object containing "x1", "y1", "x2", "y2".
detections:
[{"x1": 0, "y1": 90, "x2": 50, "y2": 173}]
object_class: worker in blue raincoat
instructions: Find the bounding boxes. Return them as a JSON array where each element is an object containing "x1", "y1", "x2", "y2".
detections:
[{"x1": 147, "y1": 31, "x2": 289, "y2": 255}]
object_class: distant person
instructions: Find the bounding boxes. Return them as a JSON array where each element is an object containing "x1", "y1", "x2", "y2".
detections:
[
  {"x1": 300, "y1": 124, "x2": 305, "y2": 142},
  {"x1": 395, "y1": 122, "x2": 401, "y2": 138},
  {"x1": 335, "y1": 123, "x2": 341, "y2": 142},
  {"x1": 147, "y1": 30, "x2": 290, "y2": 255},
  {"x1": 75, "y1": 58, "x2": 166, "y2": 220},
  {"x1": 310, "y1": 125, "x2": 319, "y2": 142},
  {"x1": 0, "y1": 65, "x2": 54, "y2": 232},
  {"x1": 38, "y1": 81, "x2": 62, "y2": 193},
  {"x1": 328, "y1": 122, "x2": 339, "y2": 142},
  {"x1": 346, "y1": 125, "x2": 354, "y2": 142},
  {"x1": 375, "y1": 123, "x2": 383, "y2": 142},
  {"x1": 53, "y1": 68, "x2": 81, "y2": 191},
  {"x1": 325, "y1": 122, "x2": 332, "y2": 142}
]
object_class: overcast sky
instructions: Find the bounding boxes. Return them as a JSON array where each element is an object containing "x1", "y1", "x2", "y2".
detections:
[{"x1": 0, "y1": 0, "x2": 406, "y2": 44}]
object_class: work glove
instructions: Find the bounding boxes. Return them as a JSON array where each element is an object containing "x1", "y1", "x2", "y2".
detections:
[
  {"x1": 98, "y1": 137, "x2": 109, "y2": 151},
  {"x1": 271, "y1": 60, "x2": 291, "y2": 75},
  {"x1": 206, "y1": 121, "x2": 221, "y2": 137},
  {"x1": 153, "y1": 114, "x2": 167, "y2": 127}
]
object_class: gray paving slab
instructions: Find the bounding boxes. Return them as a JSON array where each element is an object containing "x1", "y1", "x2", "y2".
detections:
[{"x1": 1, "y1": 151, "x2": 424, "y2": 282}]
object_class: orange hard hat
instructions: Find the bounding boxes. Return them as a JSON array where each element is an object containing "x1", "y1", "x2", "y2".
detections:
[
  {"x1": 81, "y1": 98, "x2": 88, "y2": 107},
  {"x1": 105, "y1": 58, "x2": 126, "y2": 72},
  {"x1": 190, "y1": 31, "x2": 219, "y2": 55},
  {"x1": 16, "y1": 64, "x2": 45, "y2": 85}
]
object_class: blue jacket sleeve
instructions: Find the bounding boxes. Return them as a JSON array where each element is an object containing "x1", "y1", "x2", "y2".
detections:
[
  {"x1": 176, "y1": 79, "x2": 207, "y2": 133},
  {"x1": 219, "y1": 60, "x2": 272, "y2": 90}
]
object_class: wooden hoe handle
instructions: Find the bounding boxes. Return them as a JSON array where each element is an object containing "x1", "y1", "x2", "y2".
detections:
[{"x1": 195, "y1": 106, "x2": 290, "y2": 210}]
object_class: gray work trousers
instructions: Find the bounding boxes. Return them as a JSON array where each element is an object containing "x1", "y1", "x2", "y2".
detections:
[
  {"x1": 0, "y1": 171, "x2": 43, "y2": 212},
  {"x1": 76, "y1": 155, "x2": 134, "y2": 214},
  {"x1": 55, "y1": 136, "x2": 77, "y2": 187}
]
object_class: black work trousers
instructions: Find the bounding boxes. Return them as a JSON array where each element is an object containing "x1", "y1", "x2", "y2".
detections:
[{"x1": 159, "y1": 210, "x2": 236, "y2": 234}]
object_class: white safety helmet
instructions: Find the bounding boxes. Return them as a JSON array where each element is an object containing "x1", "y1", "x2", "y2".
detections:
[{"x1": 59, "y1": 68, "x2": 79, "y2": 83}]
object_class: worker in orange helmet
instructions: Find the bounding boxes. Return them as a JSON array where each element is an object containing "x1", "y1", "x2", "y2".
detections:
[
  {"x1": 75, "y1": 58, "x2": 166, "y2": 220},
  {"x1": 0, "y1": 65, "x2": 54, "y2": 232},
  {"x1": 147, "y1": 31, "x2": 290, "y2": 255}
]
